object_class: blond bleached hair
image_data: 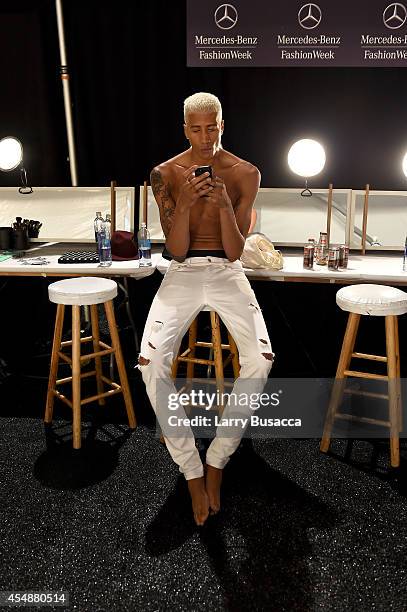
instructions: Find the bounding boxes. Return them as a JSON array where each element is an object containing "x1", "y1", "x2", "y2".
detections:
[{"x1": 184, "y1": 92, "x2": 222, "y2": 121}]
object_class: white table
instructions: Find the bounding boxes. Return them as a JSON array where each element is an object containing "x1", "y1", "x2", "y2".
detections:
[
  {"x1": 0, "y1": 244, "x2": 159, "y2": 278},
  {"x1": 156, "y1": 252, "x2": 407, "y2": 285}
]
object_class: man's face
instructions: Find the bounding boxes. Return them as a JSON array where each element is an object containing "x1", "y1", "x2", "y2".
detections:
[{"x1": 184, "y1": 111, "x2": 224, "y2": 159}]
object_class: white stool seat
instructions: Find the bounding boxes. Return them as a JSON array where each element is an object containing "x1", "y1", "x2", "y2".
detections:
[
  {"x1": 336, "y1": 284, "x2": 407, "y2": 316},
  {"x1": 48, "y1": 277, "x2": 117, "y2": 306}
]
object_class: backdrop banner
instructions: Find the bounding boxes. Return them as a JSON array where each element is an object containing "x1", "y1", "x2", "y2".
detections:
[{"x1": 187, "y1": 0, "x2": 407, "y2": 67}]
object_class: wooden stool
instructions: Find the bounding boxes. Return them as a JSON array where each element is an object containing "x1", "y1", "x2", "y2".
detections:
[
  {"x1": 171, "y1": 306, "x2": 240, "y2": 388},
  {"x1": 44, "y1": 277, "x2": 136, "y2": 449},
  {"x1": 320, "y1": 283, "x2": 407, "y2": 467}
]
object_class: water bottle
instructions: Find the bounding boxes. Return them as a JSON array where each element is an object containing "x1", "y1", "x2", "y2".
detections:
[
  {"x1": 137, "y1": 222, "x2": 152, "y2": 266},
  {"x1": 94, "y1": 212, "x2": 104, "y2": 245},
  {"x1": 98, "y1": 218, "x2": 112, "y2": 267},
  {"x1": 105, "y1": 213, "x2": 112, "y2": 243}
]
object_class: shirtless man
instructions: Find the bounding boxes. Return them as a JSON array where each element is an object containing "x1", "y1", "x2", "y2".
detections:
[{"x1": 138, "y1": 92, "x2": 274, "y2": 526}]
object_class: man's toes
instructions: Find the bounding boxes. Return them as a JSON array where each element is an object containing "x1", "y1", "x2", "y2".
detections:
[
  {"x1": 195, "y1": 509, "x2": 209, "y2": 526},
  {"x1": 210, "y1": 502, "x2": 220, "y2": 514}
]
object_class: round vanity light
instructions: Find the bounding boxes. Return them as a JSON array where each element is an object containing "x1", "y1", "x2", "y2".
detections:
[
  {"x1": 288, "y1": 139, "x2": 326, "y2": 177},
  {"x1": 0, "y1": 137, "x2": 23, "y2": 171}
]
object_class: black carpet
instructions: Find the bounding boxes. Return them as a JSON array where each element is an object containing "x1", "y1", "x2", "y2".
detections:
[{"x1": 1, "y1": 396, "x2": 407, "y2": 611}]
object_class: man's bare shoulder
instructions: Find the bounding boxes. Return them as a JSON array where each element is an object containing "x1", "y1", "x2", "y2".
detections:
[
  {"x1": 151, "y1": 151, "x2": 190, "y2": 181},
  {"x1": 218, "y1": 149, "x2": 260, "y2": 178}
]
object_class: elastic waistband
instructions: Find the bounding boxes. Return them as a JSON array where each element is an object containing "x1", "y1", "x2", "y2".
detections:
[
  {"x1": 183, "y1": 256, "x2": 231, "y2": 263},
  {"x1": 161, "y1": 247, "x2": 227, "y2": 261}
]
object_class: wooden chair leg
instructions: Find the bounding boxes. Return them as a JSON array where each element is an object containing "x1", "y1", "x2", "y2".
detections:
[
  {"x1": 44, "y1": 304, "x2": 65, "y2": 424},
  {"x1": 171, "y1": 357, "x2": 179, "y2": 380},
  {"x1": 104, "y1": 300, "x2": 137, "y2": 429},
  {"x1": 211, "y1": 312, "x2": 225, "y2": 410},
  {"x1": 90, "y1": 304, "x2": 105, "y2": 406},
  {"x1": 385, "y1": 315, "x2": 400, "y2": 468},
  {"x1": 72, "y1": 305, "x2": 82, "y2": 449},
  {"x1": 320, "y1": 312, "x2": 361, "y2": 453},
  {"x1": 227, "y1": 330, "x2": 240, "y2": 379},
  {"x1": 394, "y1": 316, "x2": 402, "y2": 433},
  {"x1": 186, "y1": 316, "x2": 198, "y2": 380}
]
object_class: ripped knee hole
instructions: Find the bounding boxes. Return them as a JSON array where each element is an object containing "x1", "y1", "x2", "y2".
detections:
[{"x1": 138, "y1": 356, "x2": 150, "y2": 366}]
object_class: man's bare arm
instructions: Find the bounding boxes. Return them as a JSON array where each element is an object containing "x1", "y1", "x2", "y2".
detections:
[
  {"x1": 150, "y1": 167, "x2": 191, "y2": 261},
  {"x1": 218, "y1": 165, "x2": 260, "y2": 261}
]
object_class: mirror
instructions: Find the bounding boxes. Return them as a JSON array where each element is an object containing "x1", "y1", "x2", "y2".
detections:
[
  {"x1": 351, "y1": 190, "x2": 407, "y2": 250},
  {"x1": 253, "y1": 188, "x2": 350, "y2": 246},
  {"x1": 0, "y1": 187, "x2": 135, "y2": 242}
]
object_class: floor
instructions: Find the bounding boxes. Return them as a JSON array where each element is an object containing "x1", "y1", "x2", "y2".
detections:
[{"x1": 1, "y1": 377, "x2": 407, "y2": 611}]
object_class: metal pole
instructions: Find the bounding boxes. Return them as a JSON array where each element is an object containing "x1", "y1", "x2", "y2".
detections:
[{"x1": 55, "y1": 0, "x2": 78, "y2": 186}]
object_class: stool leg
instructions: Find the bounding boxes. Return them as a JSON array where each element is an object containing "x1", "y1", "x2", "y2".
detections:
[
  {"x1": 320, "y1": 312, "x2": 360, "y2": 453},
  {"x1": 104, "y1": 300, "x2": 136, "y2": 429},
  {"x1": 385, "y1": 315, "x2": 400, "y2": 468},
  {"x1": 44, "y1": 304, "x2": 65, "y2": 424},
  {"x1": 394, "y1": 316, "x2": 402, "y2": 433},
  {"x1": 171, "y1": 356, "x2": 179, "y2": 380},
  {"x1": 72, "y1": 305, "x2": 82, "y2": 450},
  {"x1": 211, "y1": 312, "x2": 225, "y2": 409},
  {"x1": 186, "y1": 316, "x2": 198, "y2": 380},
  {"x1": 227, "y1": 330, "x2": 240, "y2": 379},
  {"x1": 90, "y1": 304, "x2": 105, "y2": 406}
]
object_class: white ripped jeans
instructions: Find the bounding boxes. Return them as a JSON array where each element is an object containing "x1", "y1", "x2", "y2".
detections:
[{"x1": 137, "y1": 255, "x2": 274, "y2": 480}]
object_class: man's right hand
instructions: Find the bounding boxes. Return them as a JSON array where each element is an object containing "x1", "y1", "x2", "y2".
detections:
[{"x1": 177, "y1": 165, "x2": 214, "y2": 210}]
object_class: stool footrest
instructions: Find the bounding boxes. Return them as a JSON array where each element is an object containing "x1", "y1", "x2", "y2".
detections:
[
  {"x1": 56, "y1": 370, "x2": 97, "y2": 386},
  {"x1": 53, "y1": 374, "x2": 123, "y2": 407},
  {"x1": 343, "y1": 370, "x2": 388, "y2": 381},
  {"x1": 80, "y1": 385, "x2": 122, "y2": 406},
  {"x1": 352, "y1": 352, "x2": 387, "y2": 363},
  {"x1": 344, "y1": 388, "x2": 389, "y2": 401},
  {"x1": 335, "y1": 412, "x2": 391, "y2": 428},
  {"x1": 61, "y1": 336, "x2": 94, "y2": 348},
  {"x1": 99, "y1": 340, "x2": 112, "y2": 350},
  {"x1": 100, "y1": 375, "x2": 120, "y2": 389},
  {"x1": 195, "y1": 341, "x2": 231, "y2": 350},
  {"x1": 80, "y1": 347, "x2": 114, "y2": 361},
  {"x1": 58, "y1": 351, "x2": 72, "y2": 365},
  {"x1": 178, "y1": 356, "x2": 215, "y2": 366},
  {"x1": 52, "y1": 389, "x2": 73, "y2": 408}
]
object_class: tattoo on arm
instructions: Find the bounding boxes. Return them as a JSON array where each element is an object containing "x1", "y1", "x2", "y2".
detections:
[{"x1": 150, "y1": 169, "x2": 175, "y2": 236}]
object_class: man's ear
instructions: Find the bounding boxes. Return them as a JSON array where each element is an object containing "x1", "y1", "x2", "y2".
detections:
[
  {"x1": 184, "y1": 123, "x2": 189, "y2": 140},
  {"x1": 221, "y1": 119, "x2": 224, "y2": 135}
]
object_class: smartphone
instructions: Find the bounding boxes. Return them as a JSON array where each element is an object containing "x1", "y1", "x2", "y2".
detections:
[{"x1": 195, "y1": 165, "x2": 213, "y2": 179}]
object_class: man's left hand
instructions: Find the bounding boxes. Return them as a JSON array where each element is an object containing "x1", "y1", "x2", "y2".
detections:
[{"x1": 206, "y1": 177, "x2": 232, "y2": 210}]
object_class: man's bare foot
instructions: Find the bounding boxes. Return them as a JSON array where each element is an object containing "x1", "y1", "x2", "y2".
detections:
[
  {"x1": 187, "y1": 477, "x2": 209, "y2": 526},
  {"x1": 205, "y1": 464, "x2": 223, "y2": 514}
]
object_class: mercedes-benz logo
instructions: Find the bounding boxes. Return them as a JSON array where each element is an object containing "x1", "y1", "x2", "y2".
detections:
[
  {"x1": 214, "y1": 4, "x2": 238, "y2": 30},
  {"x1": 298, "y1": 3, "x2": 322, "y2": 30},
  {"x1": 383, "y1": 2, "x2": 407, "y2": 29}
]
